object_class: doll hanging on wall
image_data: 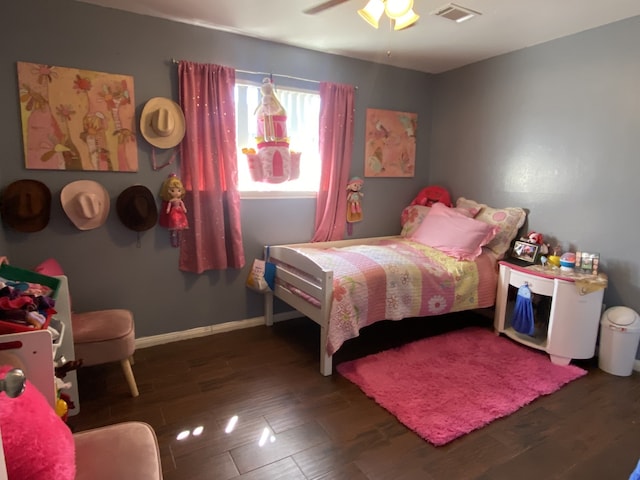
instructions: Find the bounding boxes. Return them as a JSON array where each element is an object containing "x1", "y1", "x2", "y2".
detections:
[
  {"x1": 346, "y1": 176, "x2": 364, "y2": 235},
  {"x1": 159, "y1": 173, "x2": 188, "y2": 247}
]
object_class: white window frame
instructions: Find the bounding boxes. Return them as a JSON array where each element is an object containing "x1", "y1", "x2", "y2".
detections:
[{"x1": 235, "y1": 80, "x2": 321, "y2": 199}]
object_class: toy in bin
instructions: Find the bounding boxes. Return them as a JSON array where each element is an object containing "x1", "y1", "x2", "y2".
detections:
[{"x1": 0, "y1": 263, "x2": 59, "y2": 334}]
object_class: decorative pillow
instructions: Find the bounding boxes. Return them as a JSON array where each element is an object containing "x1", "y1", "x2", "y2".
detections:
[
  {"x1": 34, "y1": 258, "x2": 72, "y2": 308},
  {"x1": 400, "y1": 204, "x2": 479, "y2": 237},
  {"x1": 0, "y1": 365, "x2": 76, "y2": 479},
  {"x1": 400, "y1": 205, "x2": 431, "y2": 237},
  {"x1": 456, "y1": 197, "x2": 527, "y2": 259},
  {"x1": 34, "y1": 258, "x2": 65, "y2": 277},
  {"x1": 410, "y1": 203, "x2": 499, "y2": 261}
]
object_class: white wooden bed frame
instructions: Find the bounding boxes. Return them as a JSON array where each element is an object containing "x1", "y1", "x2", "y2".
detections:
[{"x1": 263, "y1": 236, "x2": 397, "y2": 376}]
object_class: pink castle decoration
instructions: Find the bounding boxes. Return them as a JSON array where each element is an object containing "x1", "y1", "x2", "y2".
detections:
[{"x1": 243, "y1": 79, "x2": 301, "y2": 183}]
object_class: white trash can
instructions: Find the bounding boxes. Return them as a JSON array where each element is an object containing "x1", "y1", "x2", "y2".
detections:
[{"x1": 598, "y1": 306, "x2": 640, "y2": 376}]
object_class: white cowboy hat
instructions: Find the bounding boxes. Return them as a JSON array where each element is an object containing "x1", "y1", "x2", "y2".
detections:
[
  {"x1": 139, "y1": 97, "x2": 186, "y2": 149},
  {"x1": 61, "y1": 180, "x2": 110, "y2": 231}
]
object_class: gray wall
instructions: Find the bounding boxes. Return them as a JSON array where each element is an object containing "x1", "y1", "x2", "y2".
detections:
[
  {"x1": 0, "y1": 0, "x2": 433, "y2": 338},
  {"x1": 430, "y1": 15, "x2": 640, "y2": 316},
  {"x1": 3, "y1": 1, "x2": 638, "y2": 340}
]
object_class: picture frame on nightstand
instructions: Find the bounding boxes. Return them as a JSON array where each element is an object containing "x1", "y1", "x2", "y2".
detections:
[
  {"x1": 575, "y1": 251, "x2": 600, "y2": 275},
  {"x1": 511, "y1": 240, "x2": 539, "y2": 264}
]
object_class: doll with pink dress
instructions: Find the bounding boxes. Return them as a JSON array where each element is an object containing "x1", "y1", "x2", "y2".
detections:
[{"x1": 159, "y1": 173, "x2": 188, "y2": 247}]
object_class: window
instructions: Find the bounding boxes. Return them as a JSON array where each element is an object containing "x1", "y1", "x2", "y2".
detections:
[{"x1": 235, "y1": 82, "x2": 321, "y2": 196}]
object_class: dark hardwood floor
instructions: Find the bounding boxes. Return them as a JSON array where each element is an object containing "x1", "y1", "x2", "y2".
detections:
[{"x1": 67, "y1": 312, "x2": 640, "y2": 479}]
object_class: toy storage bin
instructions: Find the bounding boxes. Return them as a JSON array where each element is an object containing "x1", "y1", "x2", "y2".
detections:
[{"x1": 0, "y1": 264, "x2": 60, "y2": 297}]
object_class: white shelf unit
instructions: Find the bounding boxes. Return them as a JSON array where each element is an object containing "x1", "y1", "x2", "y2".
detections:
[
  {"x1": 494, "y1": 262, "x2": 604, "y2": 365},
  {"x1": 53, "y1": 275, "x2": 80, "y2": 416},
  {"x1": 0, "y1": 275, "x2": 79, "y2": 415}
]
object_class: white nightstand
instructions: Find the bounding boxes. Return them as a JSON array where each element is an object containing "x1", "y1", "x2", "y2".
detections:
[{"x1": 494, "y1": 261, "x2": 606, "y2": 365}]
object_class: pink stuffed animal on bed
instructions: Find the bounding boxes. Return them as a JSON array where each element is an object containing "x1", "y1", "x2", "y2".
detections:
[{"x1": 409, "y1": 185, "x2": 452, "y2": 207}]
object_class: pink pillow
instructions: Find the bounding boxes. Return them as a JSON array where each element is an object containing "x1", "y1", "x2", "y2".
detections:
[
  {"x1": 0, "y1": 365, "x2": 76, "y2": 479},
  {"x1": 34, "y1": 258, "x2": 65, "y2": 277},
  {"x1": 400, "y1": 203, "x2": 478, "y2": 237},
  {"x1": 410, "y1": 203, "x2": 499, "y2": 261},
  {"x1": 34, "y1": 258, "x2": 71, "y2": 308}
]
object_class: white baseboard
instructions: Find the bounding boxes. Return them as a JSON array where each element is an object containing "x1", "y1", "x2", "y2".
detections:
[
  {"x1": 635, "y1": 359, "x2": 640, "y2": 372},
  {"x1": 135, "y1": 311, "x2": 301, "y2": 349}
]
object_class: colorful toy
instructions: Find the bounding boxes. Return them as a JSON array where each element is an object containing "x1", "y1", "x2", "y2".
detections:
[
  {"x1": 560, "y1": 252, "x2": 577, "y2": 271},
  {"x1": 547, "y1": 245, "x2": 562, "y2": 267}
]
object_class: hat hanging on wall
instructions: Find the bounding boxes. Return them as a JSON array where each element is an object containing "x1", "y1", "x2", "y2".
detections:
[
  {"x1": 116, "y1": 185, "x2": 158, "y2": 232},
  {"x1": 0, "y1": 179, "x2": 52, "y2": 232},
  {"x1": 60, "y1": 180, "x2": 110, "y2": 231},
  {"x1": 139, "y1": 97, "x2": 186, "y2": 149}
]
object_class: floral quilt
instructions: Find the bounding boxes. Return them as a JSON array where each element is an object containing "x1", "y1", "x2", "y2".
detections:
[{"x1": 294, "y1": 238, "x2": 497, "y2": 355}]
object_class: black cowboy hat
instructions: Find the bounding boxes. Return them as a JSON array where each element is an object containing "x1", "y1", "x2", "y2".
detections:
[
  {"x1": 116, "y1": 185, "x2": 158, "y2": 232},
  {"x1": 1, "y1": 179, "x2": 52, "y2": 232}
]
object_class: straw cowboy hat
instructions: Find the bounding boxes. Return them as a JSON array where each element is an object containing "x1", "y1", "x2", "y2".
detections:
[
  {"x1": 61, "y1": 180, "x2": 110, "y2": 230},
  {"x1": 116, "y1": 185, "x2": 158, "y2": 232},
  {"x1": 139, "y1": 97, "x2": 186, "y2": 149},
  {"x1": 0, "y1": 179, "x2": 52, "y2": 232}
]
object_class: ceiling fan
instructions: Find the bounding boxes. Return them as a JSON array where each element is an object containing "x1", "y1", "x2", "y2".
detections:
[
  {"x1": 303, "y1": 0, "x2": 420, "y2": 30},
  {"x1": 303, "y1": 0, "x2": 350, "y2": 15}
]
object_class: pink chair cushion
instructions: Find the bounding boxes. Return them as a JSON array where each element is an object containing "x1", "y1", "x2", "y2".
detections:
[
  {"x1": 74, "y1": 422, "x2": 162, "y2": 480},
  {"x1": 72, "y1": 309, "x2": 135, "y2": 366}
]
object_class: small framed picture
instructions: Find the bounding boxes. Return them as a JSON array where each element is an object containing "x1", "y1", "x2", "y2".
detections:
[
  {"x1": 511, "y1": 240, "x2": 540, "y2": 263},
  {"x1": 576, "y1": 251, "x2": 600, "y2": 275}
]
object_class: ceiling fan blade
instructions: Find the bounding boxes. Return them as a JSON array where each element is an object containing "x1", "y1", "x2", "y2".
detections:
[{"x1": 303, "y1": 0, "x2": 351, "y2": 15}]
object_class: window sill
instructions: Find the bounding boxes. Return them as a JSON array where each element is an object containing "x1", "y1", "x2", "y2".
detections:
[{"x1": 239, "y1": 191, "x2": 317, "y2": 200}]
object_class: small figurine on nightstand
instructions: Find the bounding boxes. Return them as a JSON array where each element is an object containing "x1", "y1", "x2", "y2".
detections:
[
  {"x1": 547, "y1": 245, "x2": 562, "y2": 268},
  {"x1": 159, "y1": 173, "x2": 189, "y2": 247},
  {"x1": 525, "y1": 232, "x2": 550, "y2": 255}
]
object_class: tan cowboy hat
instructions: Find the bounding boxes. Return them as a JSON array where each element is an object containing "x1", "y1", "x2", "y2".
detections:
[
  {"x1": 116, "y1": 185, "x2": 158, "y2": 232},
  {"x1": 61, "y1": 180, "x2": 110, "y2": 231},
  {"x1": 139, "y1": 97, "x2": 186, "y2": 149},
  {"x1": 0, "y1": 179, "x2": 51, "y2": 232}
]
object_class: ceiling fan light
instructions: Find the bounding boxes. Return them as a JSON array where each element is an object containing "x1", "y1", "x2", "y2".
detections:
[
  {"x1": 384, "y1": 0, "x2": 413, "y2": 19},
  {"x1": 358, "y1": 0, "x2": 385, "y2": 28},
  {"x1": 393, "y1": 8, "x2": 419, "y2": 30}
]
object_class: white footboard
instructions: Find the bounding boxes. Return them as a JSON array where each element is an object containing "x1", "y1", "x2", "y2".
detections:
[
  {"x1": 263, "y1": 236, "x2": 396, "y2": 376},
  {"x1": 264, "y1": 244, "x2": 334, "y2": 375}
]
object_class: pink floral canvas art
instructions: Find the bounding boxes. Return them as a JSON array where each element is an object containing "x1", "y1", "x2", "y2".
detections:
[
  {"x1": 364, "y1": 108, "x2": 417, "y2": 177},
  {"x1": 17, "y1": 62, "x2": 137, "y2": 171}
]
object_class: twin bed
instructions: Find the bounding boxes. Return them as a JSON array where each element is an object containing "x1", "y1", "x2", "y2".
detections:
[{"x1": 264, "y1": 197, "x2": 527, "y2": 375}]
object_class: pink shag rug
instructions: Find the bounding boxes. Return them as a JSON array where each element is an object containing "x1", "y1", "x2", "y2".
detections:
[{"x1": 337, "y1": 327, "x2": 587, "y2": 446}]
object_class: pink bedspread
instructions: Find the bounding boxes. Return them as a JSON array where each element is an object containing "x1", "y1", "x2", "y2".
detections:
[{"x1": 294, "y1": 238, "x2": 498, "y2": 355}]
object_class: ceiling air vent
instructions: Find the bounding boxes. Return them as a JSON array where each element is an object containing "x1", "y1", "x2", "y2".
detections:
[{"x1": 432, "y1": 3, "x2": 481, "y2": 23}]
